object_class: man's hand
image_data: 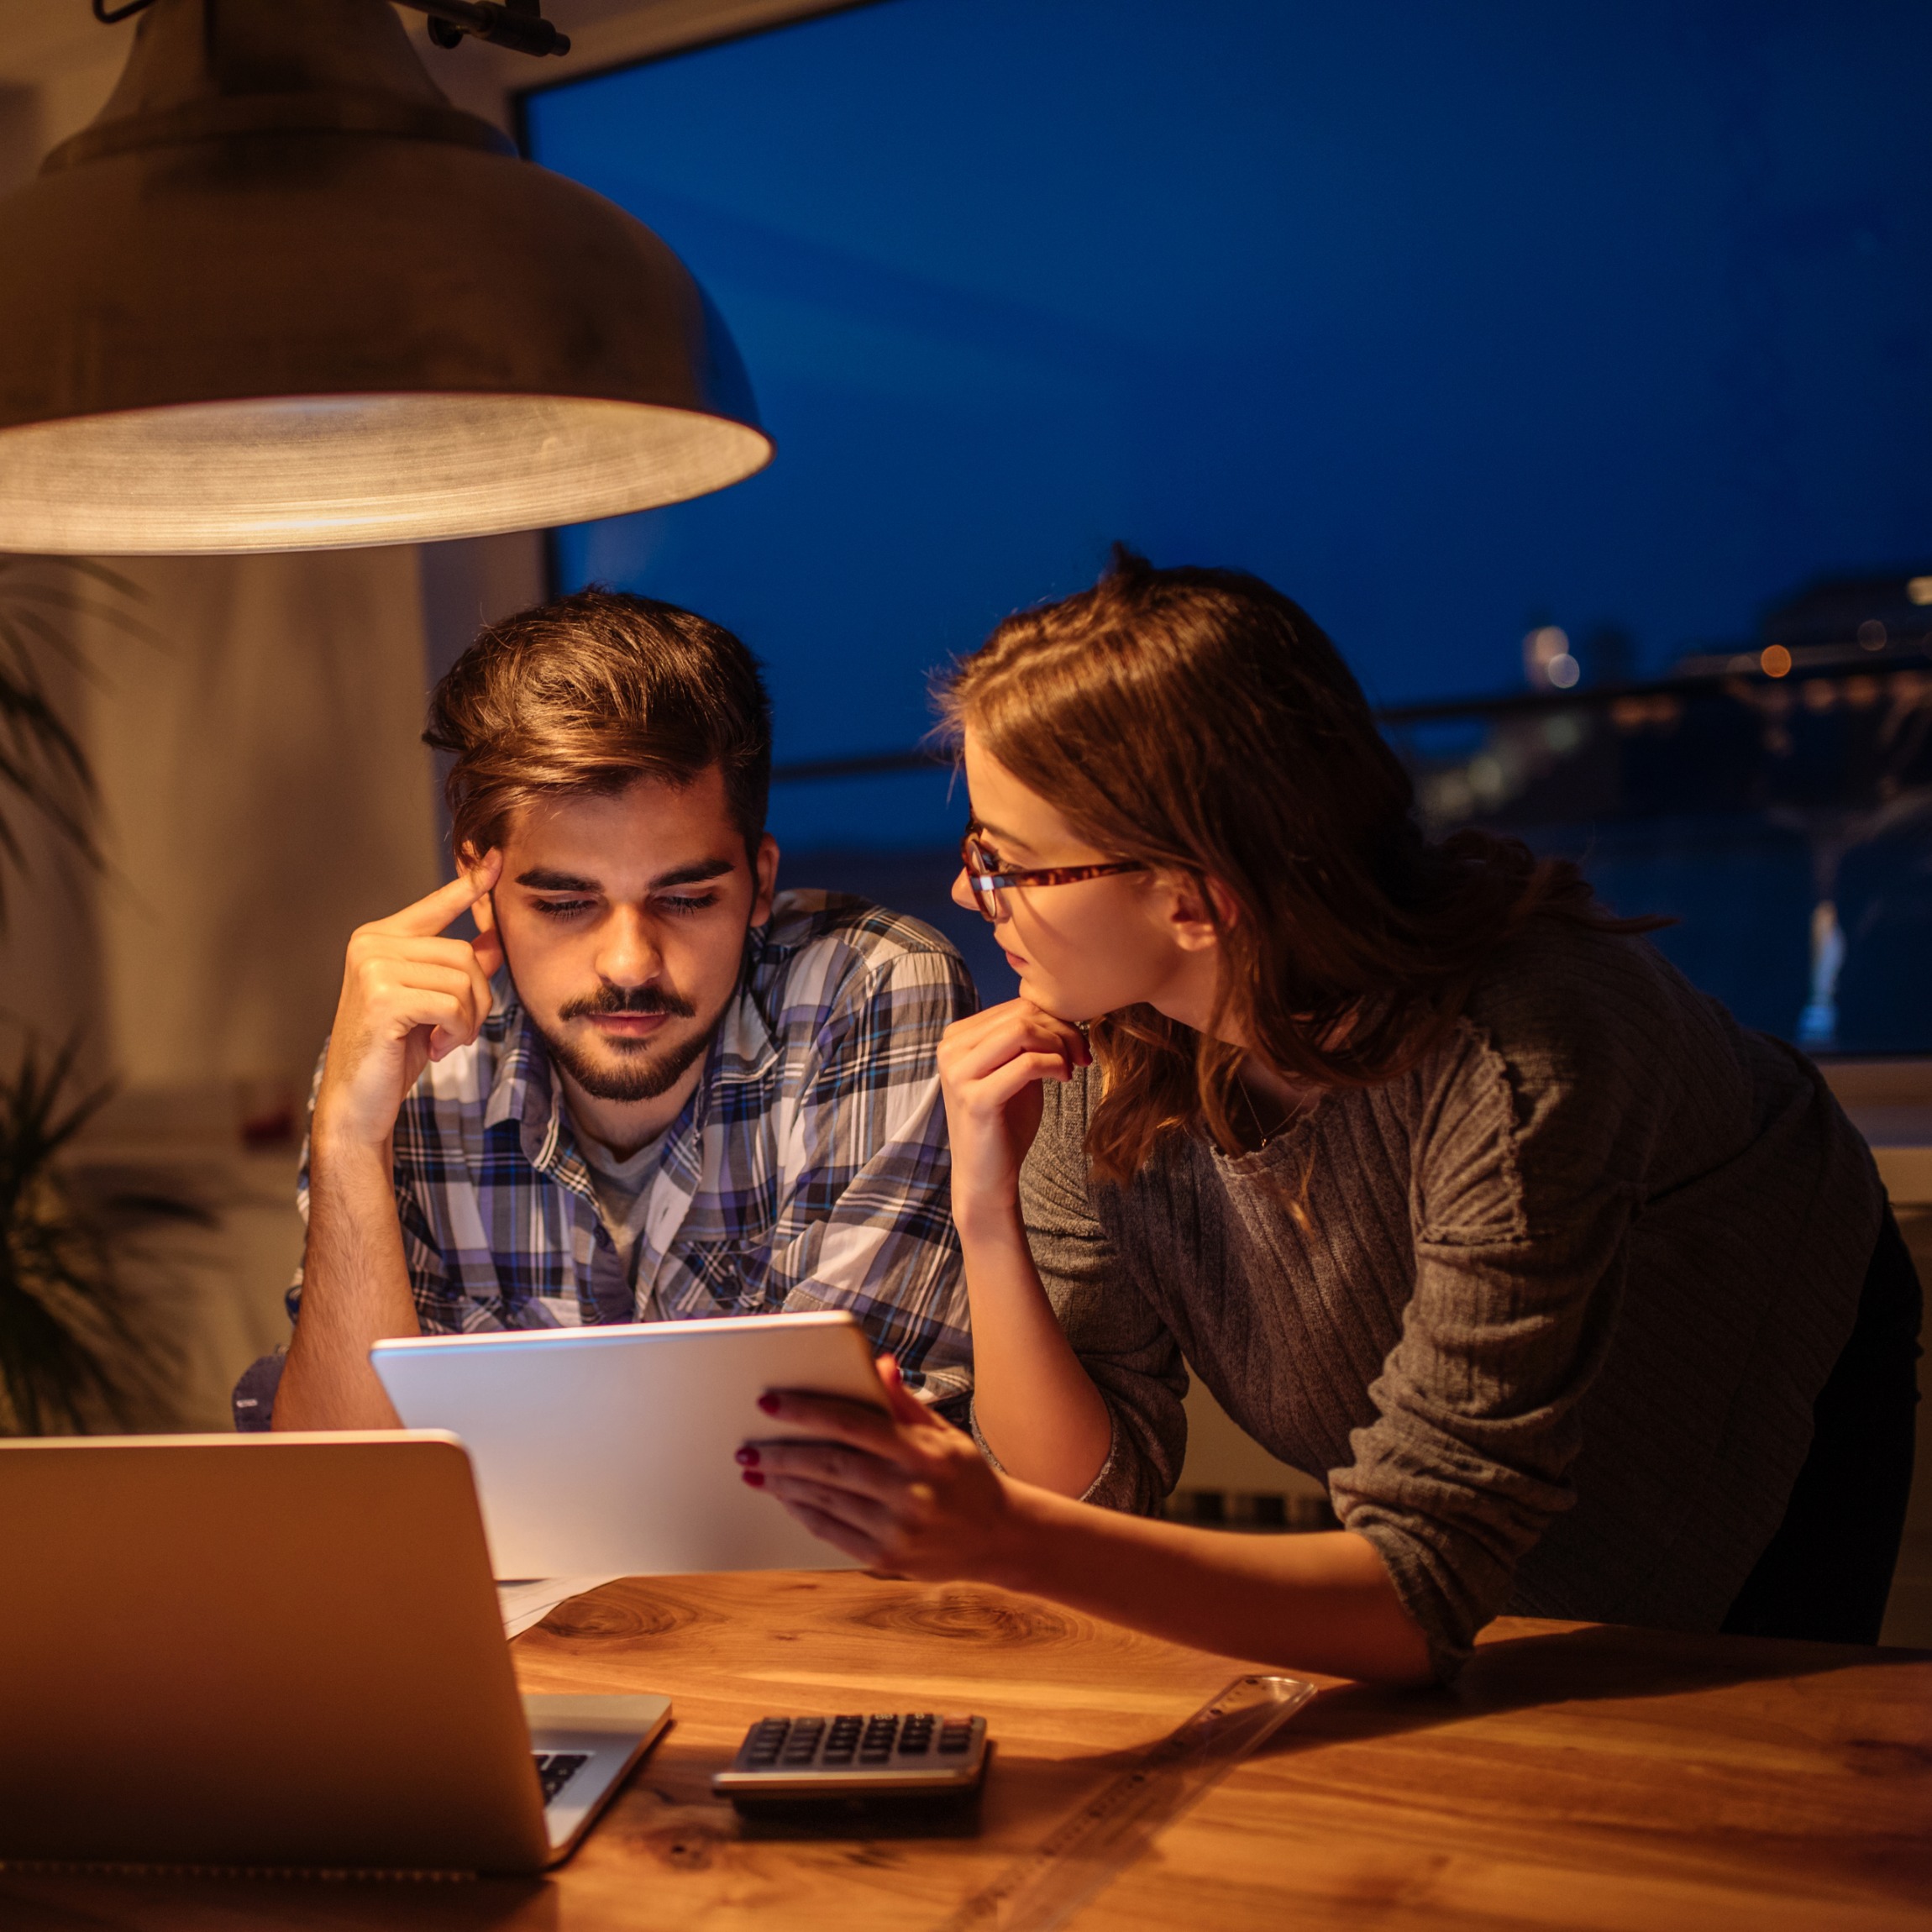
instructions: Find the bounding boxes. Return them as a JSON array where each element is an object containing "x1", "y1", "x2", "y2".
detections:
[{"x1": 313, "y1": 853, "x2": 503, "y2": 1153}]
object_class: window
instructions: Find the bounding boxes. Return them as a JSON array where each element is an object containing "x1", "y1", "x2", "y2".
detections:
[{"x1": 524, "y1": 0, "x2": 1932, "y2": 1042}]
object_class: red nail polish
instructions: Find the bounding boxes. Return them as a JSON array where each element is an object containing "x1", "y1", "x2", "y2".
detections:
[
  {"x1": 742, "y1": 1468, "x2": 765, "y2": 1488},
  {"x1": 756, "y1": 1393, "x2": 780, "y2": 1415},
  {"x1": 735, "y1": 1446, "x2": 760, "y2": 1467}
]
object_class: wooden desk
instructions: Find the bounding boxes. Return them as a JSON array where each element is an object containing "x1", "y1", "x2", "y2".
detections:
[{"x1": 5, "y1": 1572, "x2": 1929, "y2": 1930}]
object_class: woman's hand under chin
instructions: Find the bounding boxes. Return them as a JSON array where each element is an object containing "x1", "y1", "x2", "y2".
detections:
[
  {"x1": 738, "y1": 1356, "x2": 1030, "y2": 1583},
  {"x1": 936, "y1": 999, "x2": 1090, "y2": 1224}
]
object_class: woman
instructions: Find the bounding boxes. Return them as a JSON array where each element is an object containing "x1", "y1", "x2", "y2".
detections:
[{"x1": 741, "y1": 550, "x2": 1919, "y2": 1683}]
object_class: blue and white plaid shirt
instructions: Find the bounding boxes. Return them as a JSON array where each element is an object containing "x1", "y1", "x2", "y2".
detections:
[{"x1": 279, "y1": 891, "x2": 975, "y2": 1410}]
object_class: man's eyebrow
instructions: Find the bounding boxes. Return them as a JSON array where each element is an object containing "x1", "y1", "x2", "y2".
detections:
[
  {"x1": 649, "y1": 858, "x2": 736, "y2": 890},
  {"x1": 512, "y1": 858, "x2": 738, "y2": 894}
]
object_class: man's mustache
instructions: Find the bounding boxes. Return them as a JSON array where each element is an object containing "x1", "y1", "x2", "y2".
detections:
[{"x1": 558, "y1": 984, "x2": 698, "y2": 1021}]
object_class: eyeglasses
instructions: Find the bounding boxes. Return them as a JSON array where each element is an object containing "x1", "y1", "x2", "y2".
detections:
[{"x1": 958, "y1": 829, "x2": 1149, "y2": 925}]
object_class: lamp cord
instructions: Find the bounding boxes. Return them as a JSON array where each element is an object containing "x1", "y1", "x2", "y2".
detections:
[
  {"x1": 391, "y1": 1, "x2": 571, "y2": 57},
  {"x1": 92, "y1": 0, "x2": 568, "y2": 60}
]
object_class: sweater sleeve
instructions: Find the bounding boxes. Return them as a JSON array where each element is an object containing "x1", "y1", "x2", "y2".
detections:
[
  {"x1": 978, "y1": 1070, "x2": 1188, "y2": 1515},
  {"x1": 1329, "y1": 1021, "x2": 1637, "y2": 1677}
]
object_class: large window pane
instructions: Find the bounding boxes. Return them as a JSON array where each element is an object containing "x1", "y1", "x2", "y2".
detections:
[{"x1": 524, "y1": 0, "x2": 1932, "y2": 1035}]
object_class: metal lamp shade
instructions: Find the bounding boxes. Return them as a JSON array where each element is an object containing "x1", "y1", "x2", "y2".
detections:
[{"x1": 0, "y1": 0, "x2": 772, "y2": 553}]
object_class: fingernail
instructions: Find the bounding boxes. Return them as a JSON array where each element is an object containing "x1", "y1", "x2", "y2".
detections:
[
  {"x1": 742, "y1": 1469, "x2": 765, "y2": 1488},
  {"x1": 756, "y1": 1393, "x2": 780, "y2": 1415},
  {"x1": 735, "y1": 1446, "x2": 760, "y2": 1467}
]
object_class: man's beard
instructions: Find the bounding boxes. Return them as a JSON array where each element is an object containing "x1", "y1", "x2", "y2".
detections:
[{"x1": 533, "y1": 981, "x2": 723, "y2": 1104}]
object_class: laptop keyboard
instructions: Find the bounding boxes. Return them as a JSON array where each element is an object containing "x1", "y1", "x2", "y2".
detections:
[{"x1": 533, "y1": 1751, "x2": 591, "y2": 1804}]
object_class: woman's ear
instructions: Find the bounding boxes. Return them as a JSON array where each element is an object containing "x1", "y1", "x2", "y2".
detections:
[{"x1": 1163, "y1": 871, "x2": 1235, "y2": 954}]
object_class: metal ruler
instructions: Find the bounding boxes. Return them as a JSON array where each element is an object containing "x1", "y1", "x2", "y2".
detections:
[{"x1": 936, "y1": 1673, "x2": 1315, "y2": 1932}]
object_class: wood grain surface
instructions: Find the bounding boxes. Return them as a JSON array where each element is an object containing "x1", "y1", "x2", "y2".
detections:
[{"x1": 3, "y1": 1570, "x2": 1928, "y2": 1931}]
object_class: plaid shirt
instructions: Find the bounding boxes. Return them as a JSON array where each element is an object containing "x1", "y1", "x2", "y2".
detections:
[{"x1": 284, "y1": 891, "x2": 975, "y2": 1407}]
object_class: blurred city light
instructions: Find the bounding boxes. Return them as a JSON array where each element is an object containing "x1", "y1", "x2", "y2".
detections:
[{"x1": 1525, "y1": 625, "x2": 1579, "y2": 690}]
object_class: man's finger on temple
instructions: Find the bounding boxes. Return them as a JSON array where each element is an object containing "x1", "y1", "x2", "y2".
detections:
[
  {"x1": 376, "y1": 849, "x2": 502, "y2": 940},
  {"x1": 468, "y1": 877, "x2": 506, "y2": 981},
  {"x1": 385, "y1": 935, "x2": 496, "y2": 973}
]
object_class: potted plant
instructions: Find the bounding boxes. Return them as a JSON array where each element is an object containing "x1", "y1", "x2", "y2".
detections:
[{"x1": 0, "y1": 558, "x2": 202, "y2": 1434}]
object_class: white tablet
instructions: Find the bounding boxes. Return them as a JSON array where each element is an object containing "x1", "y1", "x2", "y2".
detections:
[{"x1": 370, "y1": 1312, "x2": 882, "y2": 1579}]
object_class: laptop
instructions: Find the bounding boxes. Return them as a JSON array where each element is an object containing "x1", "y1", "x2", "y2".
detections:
[
  {"x1": 0, "y1": 1432, "x2": 668, "y2": 1874},
  {"x1": 371, "y1": 1310, "x2": 884, "y2": 1578}
]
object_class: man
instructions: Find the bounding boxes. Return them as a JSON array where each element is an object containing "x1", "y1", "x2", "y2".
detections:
[{"x1": 240, "y1": 589, "x2": 973, "y2": 1431}]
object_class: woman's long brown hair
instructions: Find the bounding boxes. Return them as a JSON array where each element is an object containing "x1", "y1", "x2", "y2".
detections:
[{"x1": 942, "y1": 547, "x2": 1647, "y2": 1188}]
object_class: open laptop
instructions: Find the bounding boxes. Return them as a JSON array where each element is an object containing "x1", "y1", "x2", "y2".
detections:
[{"x1": 0, "y1": 1432, "x2": 668, "y2": 1874}]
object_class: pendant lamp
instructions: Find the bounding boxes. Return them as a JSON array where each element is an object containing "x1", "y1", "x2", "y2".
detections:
[{"x1": 0, "y1": 0, "x2": 772, "y2": 553}]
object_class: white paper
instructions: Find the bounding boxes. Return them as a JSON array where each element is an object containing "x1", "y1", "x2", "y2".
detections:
[{"x1": 496, "y1": 1575, "x2": 622, "y2": 1640}]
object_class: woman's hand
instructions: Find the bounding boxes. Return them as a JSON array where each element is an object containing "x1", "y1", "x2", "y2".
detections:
[
  {"x1": 740, "y1": 1357, "x2": 1022, "y2": 1582},
  {"x1": 937, "y1": 1000, "x2": 1090, "y2": 1222}
]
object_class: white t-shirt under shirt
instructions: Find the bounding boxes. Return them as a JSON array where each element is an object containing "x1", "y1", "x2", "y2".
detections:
[{"x1": 573, "y1": 1121, "x2": 673, "y2": 1270}]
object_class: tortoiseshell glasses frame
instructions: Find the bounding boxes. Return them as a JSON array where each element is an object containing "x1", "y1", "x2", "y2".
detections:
[{"x1": 958, "y1": 829, "x2": 1150, "y2": 925}]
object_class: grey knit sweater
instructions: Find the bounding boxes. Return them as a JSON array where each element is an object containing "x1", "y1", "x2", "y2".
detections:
[{"x1": 1011, "y1": 916, "x2": 1883, "y2": 1673}]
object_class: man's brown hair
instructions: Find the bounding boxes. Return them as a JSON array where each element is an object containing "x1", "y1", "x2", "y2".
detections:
[
  {"x1": 426, "y1": 586, "x2": 772, "y2": 860},
  {"x1": 942, "y1": 547, "x2": 1644, "y2": 1190}
]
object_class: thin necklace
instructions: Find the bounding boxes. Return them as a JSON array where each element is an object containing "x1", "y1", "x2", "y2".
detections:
[{"x1": 1236, "y1": 1076, "x2": 1302, "y2": 1150}]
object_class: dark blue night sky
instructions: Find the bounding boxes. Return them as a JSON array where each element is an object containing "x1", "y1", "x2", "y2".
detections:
[{"x1": 526, "y1": 0, "x2": 1931, "y2": 852}]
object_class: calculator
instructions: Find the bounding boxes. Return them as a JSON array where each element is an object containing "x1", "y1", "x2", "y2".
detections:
[{"x1": 711, "y1": 1712, "x2": 990, "y2": 1803}]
